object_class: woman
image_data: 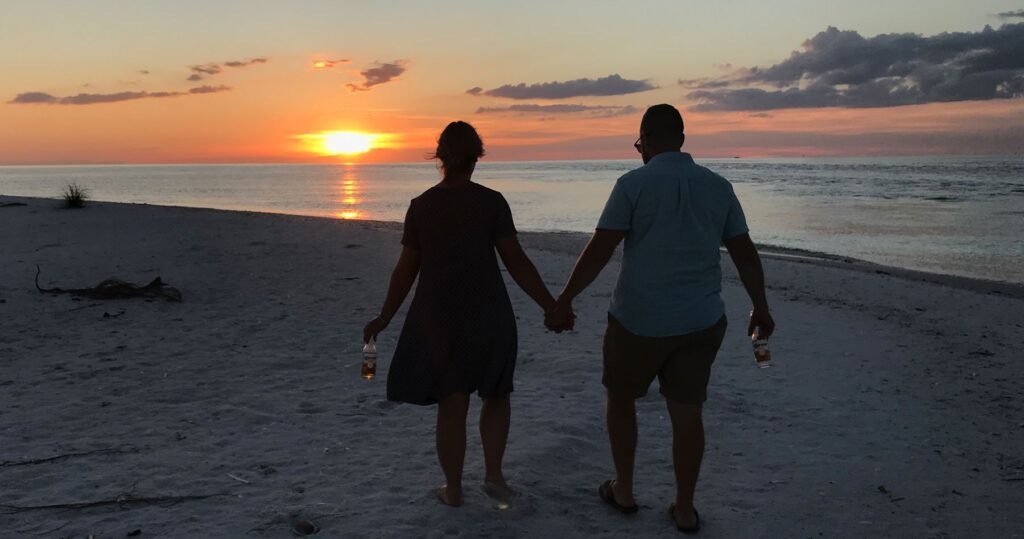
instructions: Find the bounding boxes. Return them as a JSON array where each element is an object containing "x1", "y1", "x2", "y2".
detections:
[{"x1": 363, "y1": 121, "x2": 566, "y2": 507}]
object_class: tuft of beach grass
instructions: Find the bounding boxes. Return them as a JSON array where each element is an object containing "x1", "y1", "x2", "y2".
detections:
[{"x1": 62, "y1": 183, "x2": 88, "y2": 209}]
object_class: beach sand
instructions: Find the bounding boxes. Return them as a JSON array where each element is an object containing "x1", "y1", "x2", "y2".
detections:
[{"x1": 1, "y1": 195, "x2": 1022, "y2": 538}]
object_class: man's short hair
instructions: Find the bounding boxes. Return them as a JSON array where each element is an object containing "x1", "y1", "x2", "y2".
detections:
[{"x1": 641, "y1": 104, "x2": 685, "y2": 140}]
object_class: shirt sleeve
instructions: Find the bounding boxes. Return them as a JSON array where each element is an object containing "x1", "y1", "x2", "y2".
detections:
[
  {"x1": 401, "y1": 199, "x2": 419, "y2": 250},
  {"x1": 493, "y1": 193, "x2": 517, "y2": 240},
  {"x1": 722, "y1": 184, "x2": 749, "y2": 240},
  {"x1": 596, "y1": 177, "x2": 632, "y2": 230}
]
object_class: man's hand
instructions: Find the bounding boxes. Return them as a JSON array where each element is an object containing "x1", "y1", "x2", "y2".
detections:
[
  {"x1": 748, "y1": 308, "x2": 774, "y2": 338},
  {"x1": 545, "y1": 299, "x2": 576, "y2": 333},
  {"x1": 363, "y1": 316, "x2": 388, "y2": 344}
]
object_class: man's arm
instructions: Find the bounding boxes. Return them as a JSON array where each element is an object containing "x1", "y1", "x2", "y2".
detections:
[
  {"x1": 723, "y1": 233, "x2": 774, "y2": 337},
  {"x1": 548, "y1": 229, "x2": 626, "y2": 328}
]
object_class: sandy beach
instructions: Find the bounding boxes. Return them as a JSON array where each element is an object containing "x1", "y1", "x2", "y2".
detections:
[{"x1": 1, "y1": 195, "x2": 1022, "y2": 538}]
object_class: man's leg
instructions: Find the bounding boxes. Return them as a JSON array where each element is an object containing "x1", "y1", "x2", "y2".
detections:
[
  {"x1": 480, "y1": 393, "x2": 514, "y2": 499},
  {"x1": 606, "y1": 391, "x2": 639, "y2": 507},
  {"x1": 436, "y1": 392, "x2": 470, "y2": 506},
  {"x1": 665, "y1": 398, "x2": 703, "y2": 527}
]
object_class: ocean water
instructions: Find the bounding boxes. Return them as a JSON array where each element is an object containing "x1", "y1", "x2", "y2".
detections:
[{"x1": 2, "y1": 156, "x2": 1022, "y2": 284}]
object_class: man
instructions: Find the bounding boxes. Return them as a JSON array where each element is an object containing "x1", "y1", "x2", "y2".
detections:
[{"x1": 546, "y1": 104, "x2": 774, "y2": 533}]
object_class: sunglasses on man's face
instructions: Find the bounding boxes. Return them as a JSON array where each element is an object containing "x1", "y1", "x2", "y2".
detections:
[{"x1": 633, "y1": 136, "x2": 643, "y2": 153}]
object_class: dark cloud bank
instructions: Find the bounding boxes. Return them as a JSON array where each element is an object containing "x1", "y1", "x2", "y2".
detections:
[
  {"x1": 683, "y1": 23, "x2": 1024, "y2": 111},
  {"x1": 469, "y1": 74, "x2": 656, "y2": 99},
  {"x1": 347, "y1": 61, "x2": 406, "y2": 92},
  {"x1": 9, "y1": 85, "x2": 231, "y2": 105}
]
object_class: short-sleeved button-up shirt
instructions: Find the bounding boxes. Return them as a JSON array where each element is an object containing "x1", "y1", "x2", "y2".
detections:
[{"x1": 597, "y1": 152, "x2": 748, "y2": 337}]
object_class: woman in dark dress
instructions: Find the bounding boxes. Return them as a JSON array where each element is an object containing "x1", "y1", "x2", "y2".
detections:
[{"x1": 363, "y1": 121, "x2": 568, "y2": 506}]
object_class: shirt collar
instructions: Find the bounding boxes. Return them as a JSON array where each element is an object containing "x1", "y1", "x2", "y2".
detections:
[{"x1": 647, "y1": 151, "x2": 694, "y2": 166}]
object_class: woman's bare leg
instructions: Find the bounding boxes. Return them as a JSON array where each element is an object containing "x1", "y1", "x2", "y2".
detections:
[
  {"x1": 436, "y1": 392, "x2": 470, "y2": 506},
  {"x1": 480, "y1": 393, "x2": 514, "y2": 499}
]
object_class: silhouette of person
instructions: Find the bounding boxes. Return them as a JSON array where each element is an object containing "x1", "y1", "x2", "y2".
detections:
[
  {"x1": 364, "y1": 121, "x2": 570, "y2": 507},
  {"x1": 546, "y1": 104, "x2": 775, "y2": 533}
]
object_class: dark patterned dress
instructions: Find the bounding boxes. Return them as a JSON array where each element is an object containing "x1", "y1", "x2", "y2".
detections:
[{"x1": 385, "y1": 182, "x2": 519, "y2": 405}]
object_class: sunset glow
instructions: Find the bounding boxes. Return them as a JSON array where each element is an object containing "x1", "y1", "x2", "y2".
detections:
[
  {"x1": 1, "y1": 2, "x2": 1023, "y2": 165},
  {"x1": 302, "y1": 131, "x2": 378, "y2": 156}
]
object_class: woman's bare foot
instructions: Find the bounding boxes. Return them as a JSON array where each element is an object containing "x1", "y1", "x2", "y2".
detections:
[
  {"x1": 435, "y1": 485, "x2": 463, "y2": 507},
  {"x1": 670, "y1": 503, "x2": 699, "y2": 531},
  {"x1": 482, "y1": 478, "x2": 517, "y2": 502}
]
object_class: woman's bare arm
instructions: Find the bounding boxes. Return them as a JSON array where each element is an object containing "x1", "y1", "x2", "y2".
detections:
[{"x1": 363, "y1": 246, "x2": 421, "y2": 342}]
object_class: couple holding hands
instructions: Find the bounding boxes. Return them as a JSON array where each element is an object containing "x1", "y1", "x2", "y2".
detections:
[{"x1": 362, "y1": 104, "x2": 774, "y2": 534}]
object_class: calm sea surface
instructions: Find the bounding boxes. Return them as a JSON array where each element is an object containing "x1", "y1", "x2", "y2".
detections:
[{"x1": 2, "y1": 157, "x2": 1022, "y2": 284}]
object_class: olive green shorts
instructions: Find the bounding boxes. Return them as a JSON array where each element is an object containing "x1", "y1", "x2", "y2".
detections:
[{"x1": 602, "y1": 314, "x2": 727, "y2": 404}]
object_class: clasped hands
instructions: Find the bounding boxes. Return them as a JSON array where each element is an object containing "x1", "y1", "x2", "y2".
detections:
[{"x1": 544, "y1": 296, "x2": 576, "y2": 333}]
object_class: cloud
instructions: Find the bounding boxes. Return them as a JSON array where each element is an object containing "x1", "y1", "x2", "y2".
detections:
[
  {"x1": 472, "y1": 74, "x2": 657, "y2": 99},
  {"x1": 465, "y1": 86, "x2": 483, "y2": 96},
  {"x1": 8, "y1": 85, "x2": 231, "y2": 105},
  {"x1": 476, "y1": 103, "x2": 639, "y2": 117},
  {"x1": 678, "y1": 77, "x2": 733, "y2": 89},
  {"x1": 8, "y1": 92, "x2": 58, "y2": 104},
  {"x1": 685, "y1": 23, "x2": 1024, "y2": 111},
  {"x1": 346, "y1": 61, "x2": 406, "y2": 92},
  {"x1": 187, "y1": 85, "x2": 232, "y2": 95},
  {"x1": 187, "y1": 57, "x2": 267, "y2": 80},
  {"x1": 313, "y1": 58, "x2": 350, "y2": 70},
  {"x1": 997, "y1": 9, "x2": 1024, "y2": 19},
  {"x1": 188, "y1": 64, "x2": 222, "y2": 79},
  {"x1": 139, "y1": 70, "x2": 150, "y2": 75},
  {"x1": 224, "y1": 58, "x2": 268, "y2": 68}
]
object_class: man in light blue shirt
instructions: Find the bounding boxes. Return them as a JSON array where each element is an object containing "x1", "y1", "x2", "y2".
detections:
[{"x1": 547, "y1": 104, "x2": 775, "y2": 533}]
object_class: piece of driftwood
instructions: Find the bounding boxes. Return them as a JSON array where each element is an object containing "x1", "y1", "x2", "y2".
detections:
[
  {"x1": 0, "y1": 202, "x2": 27, "y2": 208},
  {"x1": 35, "y1": 265, "x2": 182, "y2": 302}
]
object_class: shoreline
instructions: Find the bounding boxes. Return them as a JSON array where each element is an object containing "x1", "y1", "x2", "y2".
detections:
[{"x1": 6, "y1": 194, "x2": 1020, "y2": 299}]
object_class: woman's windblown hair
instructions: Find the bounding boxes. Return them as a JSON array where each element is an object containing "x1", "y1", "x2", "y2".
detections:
[{"x1": 431, "y1": 121, "x2": 485, "y2": 176}]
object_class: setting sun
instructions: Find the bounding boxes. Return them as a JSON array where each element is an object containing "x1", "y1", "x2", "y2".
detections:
[
  {"x1": 321, "y1": 132, "x2": 374, "y2": 155},
  {"x1": 296, "y1": 131, "x2": 383, "y2": 157}
]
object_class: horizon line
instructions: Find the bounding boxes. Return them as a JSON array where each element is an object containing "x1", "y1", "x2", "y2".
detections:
[{"x1": 1, "y1": 151, "x2": 1021, "y2": 168}]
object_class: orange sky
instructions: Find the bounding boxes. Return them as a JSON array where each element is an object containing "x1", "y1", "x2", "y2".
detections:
[{"x1": 1, "y1": 2, "x2": 1023, "y2": 165}]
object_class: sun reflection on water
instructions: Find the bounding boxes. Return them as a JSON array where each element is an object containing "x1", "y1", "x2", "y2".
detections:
[{"x1": 335, "y1": 164, "x2": 366, "y2": 220}]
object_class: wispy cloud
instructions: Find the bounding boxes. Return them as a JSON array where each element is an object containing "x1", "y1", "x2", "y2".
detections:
[
  {"x1": 684, "y1": 23, "x2": 1024, "y2": 111},
  {"x1": 476, "y1": 103, "x2": 639, "y2": 117},
  {"x1": 224, "y1": 58, "x2": 268, "y2": 68},
  {"x1": 996, "y1": 9, "x2": 1024, "y2": 19},
  {"x1": 187, "y1": 57, "x2": 267, "y2": 81},
  {"x1": 677, "y1": 78, "x2": 733, "y2": 89},
  {"x1": 8, "y1": 85, "x2": 231, "y2": 105},
  {"x1": 186, "y1": 85, "x2": 232, "y2": 95},
  {"x1": 346, "y1": 61, "x2": 407, "y2": 92},
  {"x1": 468, "y1": 74, "x2": 657, "y2": 100},
  {"x1": 313, "y1": 58, "x2": 350, "y2": 70}
]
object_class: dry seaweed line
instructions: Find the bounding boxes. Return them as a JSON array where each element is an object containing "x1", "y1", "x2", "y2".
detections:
[
  {"x1": 0, "y1": 446, "x2": 139, "y2": 468},
  {"x1": 0, "y1": 493, "x2": 228, "y2": 514}
]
